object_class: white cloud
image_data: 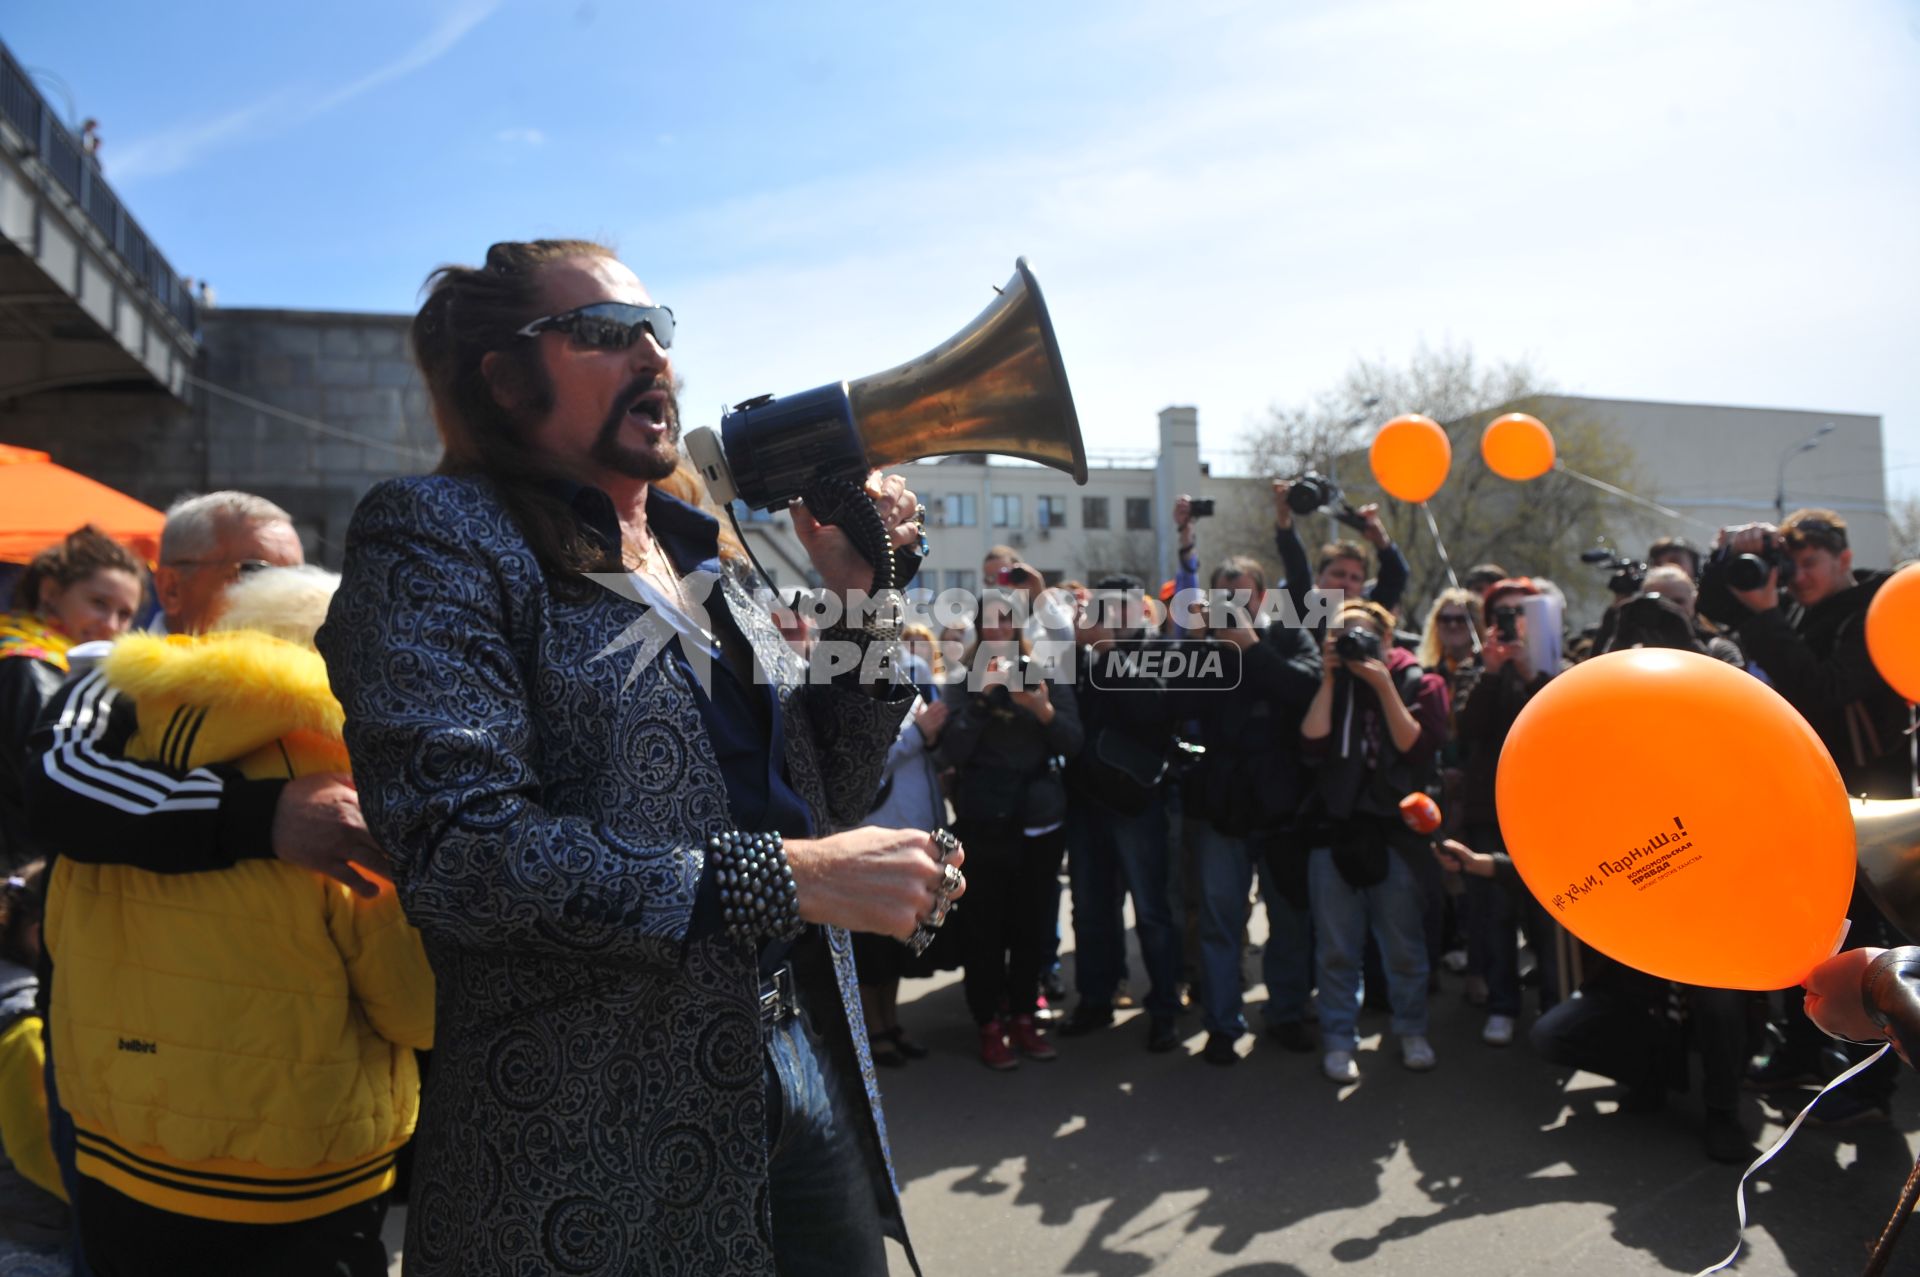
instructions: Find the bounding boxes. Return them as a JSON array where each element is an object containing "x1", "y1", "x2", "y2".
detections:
[
  {"x1": 113, "y1": 0, "x2": 501, "y2": 182},
  {"x1": 496, "y1": 128, "x2": 547, "y2": 147}
]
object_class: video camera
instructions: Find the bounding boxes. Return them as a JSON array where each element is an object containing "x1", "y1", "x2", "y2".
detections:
[
  {"x1": 1580, "y1": 546, "x2": 1648, "y2": 598},
  {"x1": 1286, "y1": 473, "x2": 1370, "y2": 534}
]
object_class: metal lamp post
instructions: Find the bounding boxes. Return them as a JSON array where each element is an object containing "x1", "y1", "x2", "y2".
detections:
[{"x1": 1775, "y1": 422, "x2": 1836, "y2": 521}]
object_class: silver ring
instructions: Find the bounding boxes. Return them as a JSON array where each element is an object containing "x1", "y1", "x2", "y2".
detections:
[
  {"x1": 931, "y1": 829, "x2": 960, "y2": 863},
  {"x1": 939, "y1": 863, "x2": 964, "y2": 896}
]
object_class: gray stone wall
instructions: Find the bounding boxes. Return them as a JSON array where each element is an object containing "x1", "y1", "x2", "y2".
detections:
[
  {"x1": 197, "y1": 309, "x2": 439, "y2": 565},
  {"x1": 1, "y1": 306, "x2": 437, "y2": 567}
]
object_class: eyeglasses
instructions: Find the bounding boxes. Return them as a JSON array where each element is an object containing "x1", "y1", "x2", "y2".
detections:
[
  {"x1": 515, "y1": 302, "x2": 675, "y2": 351},
  {"x1": 1437, "y1": 614, "x2": 1471, "y2": 626},
  {"x1": 165, "y1": 559, "x2": 274, "y2": 577}
]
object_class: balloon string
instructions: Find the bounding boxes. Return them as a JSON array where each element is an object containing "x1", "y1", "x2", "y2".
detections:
[
  {"x1": 1419, "y1": 501, "x2": 1462, "y2": 591},
  {"x1": 1554, "y1": 462, "x2": 1717, "y2": 533},
  {"x1": 1692, "y1": 1042, "x2": 1893, "y2": 1277}
]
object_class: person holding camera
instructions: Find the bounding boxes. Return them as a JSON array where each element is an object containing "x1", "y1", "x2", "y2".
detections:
[
  {"x1": 1271, "y1": 480, "x2": 1409, "y2": 626},
  {"x1": 1178, "y1": 556, "x2": 1324, "y2": 1065},
  {"x1": 940, "y1": 602, "x2": 1083, "y2": 1070},
  {"x1": 1300, "y1": 600, "x2": 1449, "y2": 1081},
  {"x1": 1454, "y1": 578, "x2": 1557, "y2": 1047},
  {"x1": 1059, "y1": 578, "x2": 1183, "y2": 1052},
  {"x1": 1716, "y1": 508, "x2": 1908, "y2": 1124}
]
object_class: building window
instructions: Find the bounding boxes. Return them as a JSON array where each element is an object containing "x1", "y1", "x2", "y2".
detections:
[
  {"x1": 1037, "y1": 496, "x2": 1067, "y2": 528},
  {"x1": 1126, "y1": 497, "x2": 1152, "y2": 530},
  {"x1": 991, "y1": 494, "x2": 1022, "y2": 527},
  {"x1": 939, "y1": 493, "x2": 977, "y2": 527},
  {"x1": 943, "y1": 569, "x2": 976, "y2": 593},
  {"x1": 1082, "y1": 496, "x2": 1109, "y2": 529}
]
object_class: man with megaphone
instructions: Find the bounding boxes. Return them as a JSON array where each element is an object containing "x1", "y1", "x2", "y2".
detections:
[{"x1": 318, "y1": 240, "x2": 951, "y2": 1277}]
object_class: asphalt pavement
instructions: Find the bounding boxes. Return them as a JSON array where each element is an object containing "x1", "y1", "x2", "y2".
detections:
[{"x1": 382, "y1": 927, "x2": 1920, "y2": 1276}]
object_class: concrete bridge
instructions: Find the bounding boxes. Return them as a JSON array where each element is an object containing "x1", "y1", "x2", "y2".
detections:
[{"x1": 0, "y1": 39, "x2": 198, "y2": 402}]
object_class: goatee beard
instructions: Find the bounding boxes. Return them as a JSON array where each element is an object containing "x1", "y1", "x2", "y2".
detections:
[{"x1": 593, "y1": 385, "x2": 682, "y2": 482}]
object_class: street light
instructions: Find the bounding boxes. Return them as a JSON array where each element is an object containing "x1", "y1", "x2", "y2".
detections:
[{"x1": 1775, "y1": 421, "x2": 1836, "y2": 521}]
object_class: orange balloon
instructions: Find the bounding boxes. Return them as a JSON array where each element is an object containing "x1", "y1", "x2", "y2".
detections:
[
  {"x1": 1866, "y1": 562, "x2": 1920, "y2": 704},
  {"x1": 1480, "y1": 412, "x2": 1556, "y2": 481},
  {"x1": 1368, "y1": 414, "x2": 1451, "y2": 503},
  {"x1": 1496, "y1": 649, "x2": 1853, "y2": 990}
]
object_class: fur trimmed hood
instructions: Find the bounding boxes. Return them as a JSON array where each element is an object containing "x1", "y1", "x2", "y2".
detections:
[{"x1": 102, "y1": 631, "x2": 344, "y2": 747}]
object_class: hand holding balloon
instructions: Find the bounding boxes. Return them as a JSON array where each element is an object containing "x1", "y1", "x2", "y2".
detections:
[{"x1": 1802, "y1": 946, "x2": 1894, "y2": 1054}]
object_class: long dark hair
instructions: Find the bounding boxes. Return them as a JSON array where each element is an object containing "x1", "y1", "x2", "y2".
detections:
[{"x1": 412, "y1": 240, "x2": 623, "y2": 583}]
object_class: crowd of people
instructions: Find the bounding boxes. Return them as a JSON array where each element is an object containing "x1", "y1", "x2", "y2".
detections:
[
  {"x1": 0, "y1": 238, "x2": 1911, "y2": 1274},
  {"x1": 821, "y1": 487, "x2": 1917, "y2": 1176}
]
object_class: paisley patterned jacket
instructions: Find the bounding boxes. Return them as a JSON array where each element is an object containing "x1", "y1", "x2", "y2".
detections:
[{"x1": 317, "y1": 475, "x2": 914, "y2": 1276}]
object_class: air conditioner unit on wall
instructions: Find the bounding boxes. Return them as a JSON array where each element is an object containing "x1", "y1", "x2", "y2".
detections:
[{"x1": 1008, "y1": 532, "x2": 1026, "y2": 547}]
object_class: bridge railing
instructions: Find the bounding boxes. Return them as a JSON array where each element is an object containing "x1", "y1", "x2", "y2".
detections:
[{"x1": 0, "y1": 40, "x2": 198, "y2": 338}]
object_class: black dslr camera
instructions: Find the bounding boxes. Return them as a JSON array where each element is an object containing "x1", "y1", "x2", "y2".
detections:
[
  {"x1": 1333, "y1": 625, "x2": 1381, "y2": 663},
  {"x1": 1286, "y1": 473, "x2": 1369, "y2": 533},
  {"x1": 1697, "y1": 533, "x2": 1797, "y2": 626},
  {"x1": 1580, "y1": 547, "x2": 1648, "y2": 598}
]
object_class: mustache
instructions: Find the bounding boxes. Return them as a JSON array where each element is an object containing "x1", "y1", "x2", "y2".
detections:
[{"x1": 598, "y1": 374, "x2": 679, "y2": 440}]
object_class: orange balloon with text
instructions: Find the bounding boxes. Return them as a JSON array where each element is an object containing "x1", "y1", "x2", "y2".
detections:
[
  {"x1": 1480, "y1": 412, "x2": 1555, "y2": 481},
  {"x1": 1496, "y1": 648, "x2": 1853, "y2": 990},
  {"x1": 1368, "y1": 414, "x2": 1451, "y2": 504}
]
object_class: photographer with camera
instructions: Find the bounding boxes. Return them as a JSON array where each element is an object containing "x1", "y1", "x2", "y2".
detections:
[
  {"x1": 1300, "y1": 600, "x2": 1449, "y2": 1081},
  {"x1": 1271, "y1": 479, "x2": 1409, "y2": 628},
  {"x1": 1176, "y1": 556, "x2": 1324, "y2": 1065},
  {"x1": 1454, "y1": 578, "x2": 1558, "y2": 1046},
  {"x1": 939, "y1": 597, "x2": 1084, "y2": 1070},
  {"x1": 1713, "y1": 508, "x2": 1909, "y2": 1123},
  {"x1": 1604, "y1": 566, "x2": 1743, "y2": 666},
  {"x1": 1059, "y1": 578, "x2": 1184, "y2": 1051}
]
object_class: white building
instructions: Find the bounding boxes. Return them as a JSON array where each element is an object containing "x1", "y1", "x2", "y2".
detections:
[{"x1": 730, "y1": 395, "x2": 1892, "y2": 592}]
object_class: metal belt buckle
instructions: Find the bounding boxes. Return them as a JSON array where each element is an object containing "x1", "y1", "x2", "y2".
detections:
[{"x1": 760, "y1": 964, "x2": 797, "y2": 1024}]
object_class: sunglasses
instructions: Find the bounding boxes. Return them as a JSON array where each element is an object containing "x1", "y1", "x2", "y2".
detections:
[
  {"x1": 166, "y1": 558, "x2": 274, "y2": 577},
  {"x1": 1437, "y1": 614, "x2": 1471, "y2": 626},
  {"x1": 515, "y1": 302, "x2": 675, "y2": 352},
  {"x1": 1492, "y1": 606, "x2": 1525, "y2": 621}
]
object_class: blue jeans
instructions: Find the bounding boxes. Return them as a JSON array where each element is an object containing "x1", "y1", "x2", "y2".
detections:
[
  {"x1": 1191, "y1": 823, "x2": 1296, "y2": 1037},
  {"x1": 1068, "y1": 795, "x2": 1180, "y2": 1018},
  {"x1": 765, "y1": 994, "x2": 888, "y2": 1277},
  {"x1": 1309, "y1": 844, "x2": 1430, "y2": 1047}
]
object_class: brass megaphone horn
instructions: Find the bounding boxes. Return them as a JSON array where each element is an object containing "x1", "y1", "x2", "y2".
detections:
[
  {"x1": 685, "y1": 257, "x2": 1088, "y2": 513},
  {"x1": 1855, "y1": 796, "x2": 1920, "y2": 943}
]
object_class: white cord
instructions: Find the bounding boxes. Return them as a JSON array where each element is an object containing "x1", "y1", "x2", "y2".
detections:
[{"x1": 1693, "y1": 1043, "x2": 1894, "y2": 1276}]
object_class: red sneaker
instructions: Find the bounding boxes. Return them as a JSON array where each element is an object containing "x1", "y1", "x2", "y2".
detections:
[
  {"x1": 979, "y1": 1021, "x2": 1019, "y2": 1071},
  {"x1": 1009, "y1": 1014, "x2": 1058, "y2": 1062}
]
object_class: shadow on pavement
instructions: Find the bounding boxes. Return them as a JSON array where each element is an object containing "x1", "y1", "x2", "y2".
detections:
[{"x1": 879, "y1": 959, "x2": 1920, "y2": 1275}]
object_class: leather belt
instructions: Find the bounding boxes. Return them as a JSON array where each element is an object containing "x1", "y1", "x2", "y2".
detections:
[{"x1": 759, "y1": 963, "x2": 799, "y2": 1026}]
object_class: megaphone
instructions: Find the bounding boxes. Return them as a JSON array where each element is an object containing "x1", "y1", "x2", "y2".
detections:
[
  {"x1": 685, "y1": 257, "x2": 1088, "y2": 517},
  {"x1": 1857, "y1": 796, "x2": 1920, "y2": 943}
]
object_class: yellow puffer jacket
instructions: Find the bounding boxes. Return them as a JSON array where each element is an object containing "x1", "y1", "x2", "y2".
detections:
[{"x1": 45, "y1": 631, "x2": 434, "y2": 1224}]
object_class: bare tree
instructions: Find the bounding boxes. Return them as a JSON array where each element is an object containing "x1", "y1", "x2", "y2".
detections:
[
  {"x1": 1241, "y1": 343, "x2": 1642, "y2": 624},
  {"x1": 1892, "y1": 492, "x2": 1920, "y2": 567}
]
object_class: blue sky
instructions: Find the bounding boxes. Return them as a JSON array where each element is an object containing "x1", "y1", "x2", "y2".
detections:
[{"x1": 6, "y1": 0, "x2": 1918, "y2": 498}]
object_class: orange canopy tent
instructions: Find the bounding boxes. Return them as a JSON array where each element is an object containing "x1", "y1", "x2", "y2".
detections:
[{"x1": 0, "y1": 443, "x2": 166, "y2": 565}]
